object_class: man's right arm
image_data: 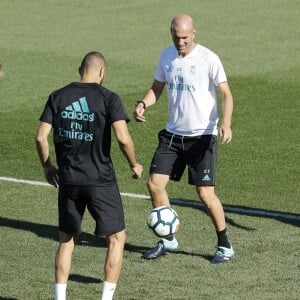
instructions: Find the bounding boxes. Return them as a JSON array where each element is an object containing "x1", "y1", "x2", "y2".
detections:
[
  {"x1": 35, "y1": 121, "x2": 59, "y2": 187},
  {"x1": 134, "y1": 79, "x2": 165, "y2": 122}
]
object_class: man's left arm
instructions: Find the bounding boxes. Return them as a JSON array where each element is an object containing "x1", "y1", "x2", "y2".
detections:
[
  {"x1": 218, "y1": 82, "x2": 233, "y2": 144},
  {"x1": 112, "y1": 120, "x2": 143, "y2": 179}
]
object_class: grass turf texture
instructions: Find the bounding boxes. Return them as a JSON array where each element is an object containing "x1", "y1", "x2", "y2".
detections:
[{"x1": 0, "y1": 0, "x2": 299, "y2": 299}]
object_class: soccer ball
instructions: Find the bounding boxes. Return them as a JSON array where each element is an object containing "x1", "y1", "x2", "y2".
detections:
[{"x1": 147, "y1": 206, "x2": 180, "y2": 237}]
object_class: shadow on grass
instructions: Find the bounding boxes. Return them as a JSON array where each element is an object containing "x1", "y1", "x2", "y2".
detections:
[
  {"x1": 69, "y1": 274, "x2": 102, "y2": 284},
  {"x1": 0, "y1": 216, "x2": 149, "y2": 286},
  {"x1": 0, "y1": 200, "x2": 299, "y2": 277},
  {"x1": 0, "y1": 216, "x2": 150, "y2": 251},
  {"x1": 0, "y1": 215, "x2": 214, "y2": 268},
  {"x1": 170, "y1": 198, "x2": 300, "y2": 228}
]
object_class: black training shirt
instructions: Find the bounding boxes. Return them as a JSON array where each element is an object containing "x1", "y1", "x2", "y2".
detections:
[{"x1": 39, "y1": 82, "x2": 129, "y2": 186}]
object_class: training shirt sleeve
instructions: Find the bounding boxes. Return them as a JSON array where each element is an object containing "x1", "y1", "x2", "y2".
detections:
[
  {"x1": 108, "y1": 93, "x2": 130, "y2": 124},
  {"x1": 154, "y1": 48, "x2": 170, "y2": 83},
  {"x1": 39, "y1": 94, "x2": 54, "y2": 125},
  {"x1": 209, "y1": 53, "x2": 227, "y2": 86},
  {"x1": 155, "y1": 58, "x2": 165, "y2": 83}
]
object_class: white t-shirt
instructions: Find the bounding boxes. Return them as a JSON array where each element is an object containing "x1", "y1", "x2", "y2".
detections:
[{"x1": 155, "y1": 44, "x2": 227, "y2": 136}]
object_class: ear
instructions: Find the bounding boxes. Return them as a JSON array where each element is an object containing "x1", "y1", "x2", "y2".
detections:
[
  {"x1": 99, "y1": 67, "x2": 105, "y2": 82},
  {"x1": 78, "y1": 66, "x2": 82, "y2": 76}
]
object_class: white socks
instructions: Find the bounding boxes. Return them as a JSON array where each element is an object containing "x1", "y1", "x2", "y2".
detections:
[
  {"x1": 54, "y1": 281, "x2": 116, "y2": 299},
  {"x1": 161, "y1": 236, "x2": 178, "y2": 250},
  {"x1": 55, "y1": 283, "x2": 67, "y2": 300},
  {"x1": 101, "y1": 281, "x2": 117, "y2": 300}
]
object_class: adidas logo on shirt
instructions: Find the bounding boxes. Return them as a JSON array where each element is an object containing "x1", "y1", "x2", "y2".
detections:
[{"x1": 61, "y1": 97, "x2": 94, "y2": 122}]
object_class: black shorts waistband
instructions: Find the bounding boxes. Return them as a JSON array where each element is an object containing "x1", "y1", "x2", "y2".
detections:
[{"x1": 161, "y1": 129, "x2": 214, "y2": 140}]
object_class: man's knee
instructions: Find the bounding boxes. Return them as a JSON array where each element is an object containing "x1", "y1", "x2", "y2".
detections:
[
  {"x1": 147, "y1": 174, "x2": 169, "y2": 193},
  {"x1": 106, "y1": 230, "x2": 126, "y2": 246},
  {"x1": 58, "y1": 231, "x2": 76, "y2": 244},
  {"x1": 196, "y1": 186, "x2": 216, "y2": 205},
  {"x1": 147, "y1": 177, "x2": 160, "y2": 193}
]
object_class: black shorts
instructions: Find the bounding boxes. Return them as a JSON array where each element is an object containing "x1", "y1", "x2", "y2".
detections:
[
  {"x1": 58, "y1": 184, "x2": 125, "y2": 236},
  {"x1": 150, "y1": 129, "x2": 218, "y2": 186}
]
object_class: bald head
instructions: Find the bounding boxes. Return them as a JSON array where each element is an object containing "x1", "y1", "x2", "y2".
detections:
[
  {"x1": 170, "y1": 14, "x2": 196, "y2": 57},
  {"x1": 171, "y1": 14, "x2": 195, "y2": 33},
  {"x1": 79, "y1": 51, "x2": 106, "y2": 83}
]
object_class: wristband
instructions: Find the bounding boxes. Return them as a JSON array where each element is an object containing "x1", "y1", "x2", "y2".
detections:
[{"x1": 135, "y1": 100, "x2": 146, "y2": 109}]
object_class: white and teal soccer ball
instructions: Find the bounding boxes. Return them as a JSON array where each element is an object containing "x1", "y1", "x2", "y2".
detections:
[{"x1": 147, "y1": 206, "x2": 180, "y2": 237}]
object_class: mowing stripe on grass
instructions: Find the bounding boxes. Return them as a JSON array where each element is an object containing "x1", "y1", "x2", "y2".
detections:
[{"x1": 1, "y1": 176, "x2": 299, "y2": 221}]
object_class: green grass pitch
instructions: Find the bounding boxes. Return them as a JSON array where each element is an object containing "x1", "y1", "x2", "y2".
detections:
[{"x1": 0, "y1": 0, "x2": 299, "y2": 299}]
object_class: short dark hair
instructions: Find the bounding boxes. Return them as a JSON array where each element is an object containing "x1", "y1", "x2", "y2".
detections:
[{"x1": 79, "y1": 51, "x2": 106, "y2": 77}]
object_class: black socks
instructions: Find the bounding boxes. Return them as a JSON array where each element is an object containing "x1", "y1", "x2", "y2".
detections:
[{"x1": 217, "y1": 229, "x2": 231, "y2": 248}]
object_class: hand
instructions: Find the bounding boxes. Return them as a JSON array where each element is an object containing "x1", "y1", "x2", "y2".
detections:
[
  {"x1": 219, "y1": 124, "x2": 232, "y2": 144},
  {"x1": 131, "y1": 163, "x2": 143, "y2": 179},
  {"x1": 44, "y1": 165, "x2": 59, "y2": 188},
  {"x1": 133, "y1": 104, "x2": 146, "y2": 122}
]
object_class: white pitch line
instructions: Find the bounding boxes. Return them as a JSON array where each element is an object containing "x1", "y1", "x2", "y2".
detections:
[
  {"x1": 0, "y1": 176, "x2": 50, "y2": 187},
  {"x1": 1, "y1": 176, "x2": 299, "y2": 221}
]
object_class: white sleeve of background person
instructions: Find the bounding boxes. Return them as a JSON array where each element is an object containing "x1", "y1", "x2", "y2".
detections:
[{"x1": 155, "y1": 44, "x2": 228, "y2": 137}]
